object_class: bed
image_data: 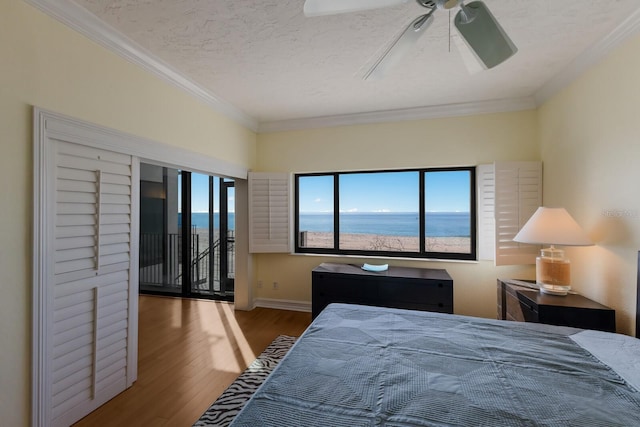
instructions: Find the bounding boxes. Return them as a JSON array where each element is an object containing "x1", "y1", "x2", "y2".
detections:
[{"x1": 230, "y1": 299, "x2": 640, "y2": 426}]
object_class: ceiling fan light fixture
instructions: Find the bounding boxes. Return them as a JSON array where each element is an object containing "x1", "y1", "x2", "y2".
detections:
[{"x1": 454, "y1": 1, "x2": 517, "y2": 69}]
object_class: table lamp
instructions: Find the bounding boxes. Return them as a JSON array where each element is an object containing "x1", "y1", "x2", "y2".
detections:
[{"x1": 513, "y1": 207, "x2": 592, "y2": 295}]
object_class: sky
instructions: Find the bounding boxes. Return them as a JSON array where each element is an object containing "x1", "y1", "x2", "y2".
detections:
[
  {"x1": 298, "y1": 170, "x2": 470, "y2": 213},
  {"x1": 181, "y1": 173, "x2": 235, "y2": 213}
]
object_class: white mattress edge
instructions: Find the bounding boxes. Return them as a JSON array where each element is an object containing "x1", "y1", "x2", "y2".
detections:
[{"x1": 570, "y1": 330, "x2": 640, "y2": 391}]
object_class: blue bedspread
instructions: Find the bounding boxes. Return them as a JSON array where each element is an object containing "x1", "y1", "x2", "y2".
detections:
[{"x1": 230, "y1": 303, "x2": 640, "y2": 426}]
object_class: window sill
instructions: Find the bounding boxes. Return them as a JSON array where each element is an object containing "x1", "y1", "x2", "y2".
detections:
[{"x1": 288, "y1": 251, "x2": 478, "y2": 265}]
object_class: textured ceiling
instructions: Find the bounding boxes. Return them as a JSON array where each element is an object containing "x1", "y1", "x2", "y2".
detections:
[{"x1": 72, "y1": 0, "x2": 640, "y2": 126}]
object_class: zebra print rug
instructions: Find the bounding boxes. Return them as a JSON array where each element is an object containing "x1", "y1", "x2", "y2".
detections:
[{"x1": 193, "y1": 335, "x2": 297, "y2": 426}]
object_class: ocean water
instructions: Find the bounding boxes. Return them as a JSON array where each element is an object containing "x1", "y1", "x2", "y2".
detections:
[
  {"x1": 300, "y1": 212, "x2": 470, "y2": 238},
  {"x1": 181, "y1": 212, "x2": 469, "y2": 237},
  {"x1": 180, "y1": 213, "x2": 235, "y2": 230}
]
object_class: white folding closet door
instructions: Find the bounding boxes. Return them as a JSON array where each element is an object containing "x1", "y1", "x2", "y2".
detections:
[{"x1": 50, "y1": 140, "x2": 134, "y2": 426}]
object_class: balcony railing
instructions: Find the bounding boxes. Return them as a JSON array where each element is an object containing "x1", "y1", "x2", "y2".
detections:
[{"x1": 139, "y1": 229, "x2": 235, "y2": 295}]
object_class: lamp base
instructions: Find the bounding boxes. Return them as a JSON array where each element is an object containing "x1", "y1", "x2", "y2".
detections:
[
  {"x1": 539, "y1": 283, "x2": 570, "y2": 296},
  {"x1": 536, "y1": 247, "x2": 571, "y2": 296}
]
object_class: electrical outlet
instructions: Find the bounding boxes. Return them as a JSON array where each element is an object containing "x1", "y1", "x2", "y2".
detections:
[
  {"x1": 272, "y1": 281, "x2": 279, "y2": 290},
  {"x1": 257, "y1": 280, "x2": 263, "y2": 288}
]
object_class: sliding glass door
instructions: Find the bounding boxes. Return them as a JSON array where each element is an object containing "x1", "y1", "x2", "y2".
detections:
[{"x1": 139, "y1": 163, "x2": 234, "y2": 301}]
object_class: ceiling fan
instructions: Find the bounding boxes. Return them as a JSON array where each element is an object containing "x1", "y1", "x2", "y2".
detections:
[{"x1": 303, "y1": 0, "x2": 517, "y2": 80}]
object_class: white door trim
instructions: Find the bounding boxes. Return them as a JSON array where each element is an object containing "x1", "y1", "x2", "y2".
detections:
[{"x1": 32, "y1": 107, "x2": 249, "y2": 426}]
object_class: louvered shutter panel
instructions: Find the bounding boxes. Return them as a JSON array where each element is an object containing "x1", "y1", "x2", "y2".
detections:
[
  {"x1": 52, "y1": 141, "x2": 133, "y2": 426},
  {"x1": 249, "y1": 172, "x2": 291, "y2": 253},
  {"x1": 476, "y1": 164, "x2": 495, "y2": 261},
  {"x1": 494, "y1": 161, "x2": 542, "y2": 265}
]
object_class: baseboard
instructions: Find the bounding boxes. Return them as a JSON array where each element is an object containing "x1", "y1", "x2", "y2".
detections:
[{"x1": 253, "y1": 298, "x2": 311, "y2": 313}]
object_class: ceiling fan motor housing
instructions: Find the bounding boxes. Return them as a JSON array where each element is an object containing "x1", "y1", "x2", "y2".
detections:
[{"x1": 416, "y1": 1, "x2": 436, "y2": 9}]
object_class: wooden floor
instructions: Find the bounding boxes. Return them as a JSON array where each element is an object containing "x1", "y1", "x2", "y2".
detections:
[{"x1": 73, "y1": 295, "x2": 312, "y2": 427}]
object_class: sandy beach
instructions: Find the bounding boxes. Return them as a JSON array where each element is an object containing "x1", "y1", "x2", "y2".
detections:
[{"x1": 301, "y1": 232, "x2": 470, "y2": 253}]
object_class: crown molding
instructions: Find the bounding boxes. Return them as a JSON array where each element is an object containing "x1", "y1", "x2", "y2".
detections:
[
  {"x1": 258, "y1": 97, "x2": 537, "y2": 133},
  {"x1": 25, "y1": 0, "x2": 259, "y2": 132},
  {"x1": 25, "y1": 0, "x2": 640, "y2": 134},
  {"x1": 535, "y1": 6, "x2": 640, "y2": 105}
]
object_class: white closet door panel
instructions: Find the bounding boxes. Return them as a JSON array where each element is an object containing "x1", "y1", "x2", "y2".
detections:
[
  {"x1": 56, "y1": 154, "x2": 131, "y2": 176},
  {"x1": 95, "y1": 371, "x2": 127, "y2": 399},
  {"x1": 54, "y1": 298, "x2": 93, "y2": 323},
  {"x1": 53, "y1": 262, "x2": 129, "y2": 286},
  {"x1": 98, "y1": 299, "x2": 128, "y2": 320},
  {"x1": 56, "y1": 140, "x2": 132, "y2": 163},
  {"x1": 101, "y1": 173, "x2": 131, "y2": 186},
  {"x1": 100, "y1": 214, "x2": 131, "y2": 225},
  {"x1": 53, "y1": 356, "x2": 92, "y2": 385},
  {"x1": 50, "y1": 140, "x2": 134, "y2": 427},
  {"x1": 99, "y1": 325, "x2": 127, "y2": 348},
  {"x1": 55, "y1": 258, "x2": 96, "y2": 275},
  {"x1": 34, "y1": 111, "x2": 140, "y2": 427},
  {"x1": 54, "y1": 270, "x2": 128, "y2": 299},
  {"x1": 55, "y1": 247, "x2": 95, "y2": 263},
  {"x1": 52, "y1": 365, "x2": 92, "y2": 397},
  {"x1": 100, "y1": 233, "x2": 130, "y2": 245},
  {"x1": 101, "y1": 204, "x2": 131, "y2": 215},
  {"x1": 56, "y1": 203, "x2": 96, "y2": 215},
  {"x1": 101, "y1": 223, "x2": 130, "y2": 235},
  {"x1": 56, "y1": 236, "x2": 95, "y2": 251},
  {"x1": 53, "y1": 379, "x2": 92, "y2": 418},
  {"x1": 100, "y1": 252, "x2": 130, "y2": 267},
  {"x1": 99, "y1": 347, "x2": 127, "y2": 371},
  {"x1": 52, "y1": 342, "x2": 92, "y2": 373},
  {"x1": 57, "y1": 167, "x2": 98, "y2": 182},
  {"x1": 57, "y1": 191, "x2": 97, "y2": 204},
  {"x1": 101, "y1": 194, "x2": 130, "y2": 205},
  {"x1": 100, "y1": 183, "x2": 130, "y2": 195},
  {"x1": 54, "y1": 291, "x2": 94, "y2": 317},
  {"x1": 93, "y1": 277, "x2": 129, "y2": 298},
  {"x1": 57, "y1": 179, "x2": 98, "y2": 193},
  {"x1": 54, "y1": 321, "x2": 93, "y2": 349},
  {"x1": 54, "y1": 224, "x2": 95, "y2": 239}
]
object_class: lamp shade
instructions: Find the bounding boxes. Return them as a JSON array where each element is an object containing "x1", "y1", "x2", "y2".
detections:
[{"x1": 513, "y1": 207, "x2": 593, "y2": 246}]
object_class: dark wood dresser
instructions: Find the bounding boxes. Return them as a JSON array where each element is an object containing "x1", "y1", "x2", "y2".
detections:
[
  {"x1": 497, "y1": 279, "x2": 616, "y2": 332},
  {"x1": 312, "y1": 263, "x2": 453, "y2": 319}
]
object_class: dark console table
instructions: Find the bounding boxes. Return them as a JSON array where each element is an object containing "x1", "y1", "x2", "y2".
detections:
[
  {"x1": 311, "y1": 263, "x2": 453, "y2": 319},
  {"x1": 497, "y1": 279, "x2": 616, "y2": 332}
]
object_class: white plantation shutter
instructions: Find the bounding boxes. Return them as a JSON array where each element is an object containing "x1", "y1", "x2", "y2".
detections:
[
  {"x1": 477, "y1": 162, "x2": 542, "y2": 265},
  {"x1": 476, "y1": 164, "x2": 495, "y2": 260},
  {"x1": 49, "y1": 140, "x2": 134, "y2": 426},
  {"x1": 249, "y1": 172, "x2": 291, "y2": 253}
]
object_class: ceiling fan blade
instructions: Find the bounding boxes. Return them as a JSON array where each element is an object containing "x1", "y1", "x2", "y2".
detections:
[
  {"x1": 304, "y1": 0, "x2": 409, "y2": 17},
  {"x1": 364, "y1": 12, "x2": 435, "y2": 81},
  {"x1": 450, "y1": 32, "x2": 484, "y2": 75},
  {"x1": 454, "y1": 1, "x2": 517, "y2": 69}
]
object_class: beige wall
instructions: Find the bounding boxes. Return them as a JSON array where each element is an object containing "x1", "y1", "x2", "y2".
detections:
[
  {"x1": 255, "y1": 111, "x2": 539, "y2": 318},
  {"x1": 538, "y1": 33, "x2": 640, "y2": 336},
  {"x1": 0, "y1": 1, "x2": 256, "y2": 425},
  {"x1": 5, "y1": 0, "x2": 640, "y2": 424}
]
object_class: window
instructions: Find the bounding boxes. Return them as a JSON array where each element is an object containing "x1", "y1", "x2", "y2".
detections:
[{"x1": 295, "y1": 167, "x2": 476, "y2": 260}]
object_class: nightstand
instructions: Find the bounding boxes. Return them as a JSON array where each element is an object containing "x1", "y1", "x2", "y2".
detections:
[{"x1": 497, "y1": 279, "x2": 616, "y2": 332}]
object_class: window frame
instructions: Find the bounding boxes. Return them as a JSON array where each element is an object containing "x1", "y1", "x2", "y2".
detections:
[{"x1": 294, "y1": 167, "x2": 477, "y2": 261}]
